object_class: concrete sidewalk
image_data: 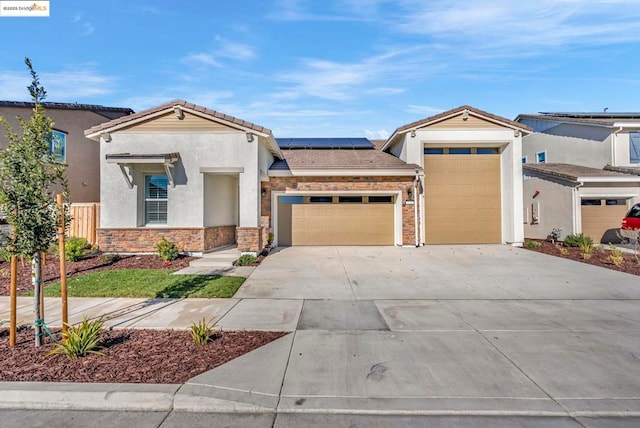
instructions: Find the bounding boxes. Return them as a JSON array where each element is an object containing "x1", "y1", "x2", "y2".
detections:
[{"x1": 1, "y1": 245, "x2": 640, "y2": 427}]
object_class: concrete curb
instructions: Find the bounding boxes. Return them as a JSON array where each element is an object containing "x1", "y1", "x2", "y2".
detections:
[{"x1": 0, "y1": 382, "x2": 180, "y2": 411}]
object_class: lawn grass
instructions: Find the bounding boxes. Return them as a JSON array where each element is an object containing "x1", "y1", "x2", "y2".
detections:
[{"x1": 24, "y1": 269, "x2": 244, "y2": 298}]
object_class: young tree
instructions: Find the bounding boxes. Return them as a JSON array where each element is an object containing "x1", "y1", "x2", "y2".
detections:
[{"x1": 0, "y1": 57, "x2": 69, "y2": 346}]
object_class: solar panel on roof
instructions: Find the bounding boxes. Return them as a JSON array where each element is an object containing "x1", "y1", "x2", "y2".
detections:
[{"x1": 276, "y1": 138, "x2": 374, "y2": 149}]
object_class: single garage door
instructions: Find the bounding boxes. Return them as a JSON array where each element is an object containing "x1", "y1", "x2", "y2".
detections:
[
  {"x1": 424, "y1": 149, "x2": 501, "y2": 244},
  {"x1": 291, "y1": 201, "x2": 394, "y2": 245},
  {"x1": 581, "y1": 199, "x2": 628, "y2": 243}
]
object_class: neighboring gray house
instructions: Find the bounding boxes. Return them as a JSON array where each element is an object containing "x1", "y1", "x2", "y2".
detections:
[
  {"x1": 515, "y1": 112, "x2": 640, "y2": 243},
  {"x1": 0, "y1": 101, "x2": 133, "y2": 202}
]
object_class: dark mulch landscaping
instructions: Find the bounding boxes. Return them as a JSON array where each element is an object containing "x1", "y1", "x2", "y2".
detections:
[
  {"x1": 524, "y1": 239, "x2": 640, "y2": 276},
  {"x1": 0, "y1": 253, "x2": 196, "y2": 297},
  {"x1": 0, "y1": 328, "x2": 286, "y2": 383}
]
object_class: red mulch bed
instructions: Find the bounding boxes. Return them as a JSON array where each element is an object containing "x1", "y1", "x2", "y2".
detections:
[
  {"x1": 0, "y1": 253, "x2": 196, "y2": 297},
  {"x1": 524, "y1": 239, "x2": 640, "y2": 276},
  {"x1": 0, "y1": 328, "x2": 286, "y2": 383}
]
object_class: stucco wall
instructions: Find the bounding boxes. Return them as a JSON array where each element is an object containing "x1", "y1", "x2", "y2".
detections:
[
  {"x1": 0, "y1": 106, "x2": 127, "y2": 202},
  {"x1": 522, "y1": 133, "x2": 611, "y2": 168},
  {"x1": 523, "y1": 175, "x2": 574, "y2": 240},
  {"x1": 100, "y1": 131, "x2": 261, "y2": 229},
  {"x1": 204, "y1": 174, "x2": 238, "y2": 227}
]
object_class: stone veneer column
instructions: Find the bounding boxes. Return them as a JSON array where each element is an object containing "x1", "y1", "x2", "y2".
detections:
[{"x1": 236, "y1": 227, "x2": 263, "y2": 253}]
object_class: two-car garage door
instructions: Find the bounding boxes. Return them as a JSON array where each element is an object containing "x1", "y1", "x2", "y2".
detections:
[{"x1": 278, "y1": 196, "x2": 394, "y2": 246}]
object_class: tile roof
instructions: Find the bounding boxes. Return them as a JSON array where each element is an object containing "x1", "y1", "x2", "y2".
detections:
[
  {"x1": 85, "y1": 99, "x2": 272, "y2": 136},
  {"x1": 394, "y1": 105, "x2": 532, "y2": 134},
  {"x1": 523, "y1": 163, "x2": 640, "y2": 181},
  {"x1": 604, "y1": 165, "x2": 640, "y2": 176},
  {"x1": 371, "y1": 139, "x2": 387, "y2": 150},
  {"x1": 516, "y1": 113, "x2": 640, "y2": 127},
  {"x1": 280, "y1": 149, "x2": 418, "y2": 171},
  {"x1": 0, "y1": 100, "x2": 133, "y2": 114}
]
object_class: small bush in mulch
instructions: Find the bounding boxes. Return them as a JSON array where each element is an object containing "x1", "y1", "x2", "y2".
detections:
[
  {"x1": 0, "y1": 328, "x2": 286, "y2": 383},
  {"x1": 523, "y1": 239, "x2": 640, "y2": 276}
]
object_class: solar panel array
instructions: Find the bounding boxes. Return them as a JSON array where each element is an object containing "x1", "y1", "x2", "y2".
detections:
[{"x1": 277, "y1": 138, "x2": 374, "y2": 149}]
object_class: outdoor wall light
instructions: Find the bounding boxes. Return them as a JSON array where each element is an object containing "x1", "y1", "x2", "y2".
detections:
[
  {"x1": 101, "y1": 132, "x2": 112, "y2": 142},
  {"x1": 261, "y1": 188, "x2": 267, "y2": 197},
  {"x1": 410, "y1": 129, "x2": 416, "y2": 138},
  {"x1": 462, "y1": 110, "x2": 469, "y2": 121},
  {"x1": 407, "y1": 188, "x2": 413, "y2": 200},
  {"x1": 246, "y1": 133, "x2": 255, "y2": 142}
]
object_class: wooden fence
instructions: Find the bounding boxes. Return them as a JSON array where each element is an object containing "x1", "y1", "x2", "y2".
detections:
[{"x1": 69, "y1": 203, "x2": 100, "y2": 244}]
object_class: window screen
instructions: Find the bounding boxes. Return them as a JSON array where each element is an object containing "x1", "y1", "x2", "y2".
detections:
[{"x1": 145, "y1": 175, "x2": 168, "y2": 224}]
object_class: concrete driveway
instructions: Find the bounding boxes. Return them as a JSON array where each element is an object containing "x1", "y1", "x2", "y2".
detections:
[
  {"x1": 236, "y1": 245, "x2": 640, "y2": 300},
  {"x1": 222, "y1": 245, "x2": 640, "y2": 424}
]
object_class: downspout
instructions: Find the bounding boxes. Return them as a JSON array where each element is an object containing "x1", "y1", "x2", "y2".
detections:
[
  {"x1": 413, "y1": 170, "x2": 420, "y2": 247},
  {"x1": 572, "y1": 181, "x2": 584, "y2": 234},
  {"x1": 612, "y1": 126, "x2": 623, "y2": 166}
]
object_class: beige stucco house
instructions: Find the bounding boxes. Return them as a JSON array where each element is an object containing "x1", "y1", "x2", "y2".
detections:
[
  {"x1": 516, "y1": 113, "x2": 640, "y2": 243},
  {"x1": 87, "y1": 101, "x2": 532, "y2": 254},
  {"x1": 0, "y1": 101, "x2": 133, "y2": 202}
]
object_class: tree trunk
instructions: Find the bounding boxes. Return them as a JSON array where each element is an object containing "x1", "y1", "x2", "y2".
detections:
[{"x1": 32, "y1": 253, "x2": 43, "y2": 347}]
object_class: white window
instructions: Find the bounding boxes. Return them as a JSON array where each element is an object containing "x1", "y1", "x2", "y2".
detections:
[
  {"x1": 536, "y1": 151, "x2": 546, "y2": 164},
  {"x1": 145, "y1": 175, "x2": 168, "y2": 224}
]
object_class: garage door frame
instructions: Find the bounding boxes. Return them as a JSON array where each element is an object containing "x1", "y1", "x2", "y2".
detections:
[{"x1": 272, "y1": 190, "x2": 403, "y2": 247}]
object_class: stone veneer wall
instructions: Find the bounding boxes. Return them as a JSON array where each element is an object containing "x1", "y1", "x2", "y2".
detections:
[
  {"x1": 98, "y1": 226, "x2": 236, "y2": 253},
  {"x1": 236, "y1": 227, "x2": 263, "y2": 253},
  {"x1": 263, "y1": 176, "x2": 418, "y2": 245}
]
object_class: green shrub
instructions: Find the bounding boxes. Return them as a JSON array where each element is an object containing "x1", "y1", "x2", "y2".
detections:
[
  {"x1": 64, "y1": 237, "x2": 92, "y2": 262},
  {"x1": 0, "y1": 247, "x2": 10, "y2": 263},
  {"x1": 563, "y1": 233, "x2": 593, "y2": 248},
  {"x1": 156, "y1": 236, "x2": 179, "y2": 262},
  {"x1": 100, "y1": 253, "x2": 121, "y2": 263},
  {"x1": 48, "y1": 316, "x2": 105, "y2": 360},
  {"x1": 525, "y1": 241, "x2": 540, "y2": 249},
  {"x1": 267, "y1": 232, "x2": 274, "y2": 244},
  {"x1": 191, "y1": 317, "x2": 215, "y2": 345},
  {"x1": 579, "y1": 240, "x2": 593, "y2": 260},
  {"x1": 235, "y1": 254, "x2": 258, "y2": 266},
  {"x1": 608, "y1": 244, "x2": 624, "y2": 267}
]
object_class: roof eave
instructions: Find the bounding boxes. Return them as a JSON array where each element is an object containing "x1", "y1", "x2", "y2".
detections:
[{"x1": 287, "y1": 168, "x2": 421, "y2": 177}]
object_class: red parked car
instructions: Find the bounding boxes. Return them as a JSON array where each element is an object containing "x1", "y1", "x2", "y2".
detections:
[{"x1": 621, "y1": 203, "x2": 640, "y2": 241}]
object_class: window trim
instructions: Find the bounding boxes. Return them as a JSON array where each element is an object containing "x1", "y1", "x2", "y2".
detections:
[
  {"x1": 536, "y1": 151, "x2": 547, "y2": 164},
  {"x1": 49, "y1": 129, "x2": 67, "y2": 163},
  {"x1": 144, "y1": 174, "x2": 168, "y2": 225}
]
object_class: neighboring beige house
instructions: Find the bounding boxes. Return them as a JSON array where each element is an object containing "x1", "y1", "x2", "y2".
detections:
[
  {"x1": 516, "y1": 113, "x2": 640, "y2": 243},
  {"x1": 0, "y1": 101, "x2": 133, "y2": 202},
  {"x1": 87, "y1": 101, "x2": 532, "y2": 254}
]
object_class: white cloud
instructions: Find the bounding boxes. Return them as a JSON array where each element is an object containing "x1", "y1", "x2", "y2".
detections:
[
  {"x1": 395, "y1": 0, "x2": 640, "y2": 57},
  {"x1": 73, "y1": 14, "x2": 94, "y2": 36},
  {"x1": 0, "y1": 68, "x2": 115, "y2": 101},
  {"x1": 181, "y1": 36, "x2": 255, "y2": 68},
  {"x1": 363, "y1": 129, "x2": 390, "y2": 139},
  {"x1": 405, "y1": 104, "x2": 444, "y2": 115}
]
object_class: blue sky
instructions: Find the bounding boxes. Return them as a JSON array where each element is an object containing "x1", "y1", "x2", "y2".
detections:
[{"x1": 1, "y1": 0, "x2": 640, "y2": 138}]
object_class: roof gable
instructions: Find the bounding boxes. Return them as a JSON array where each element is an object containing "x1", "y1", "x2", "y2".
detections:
[
  {"x1": 85, "y1": 99, "x2": 272, "y2": 137},
  {"x1": 382, "y1": 105, "x2": 532, "y2": 151},
  {"x1": 119, "y1": 110, "x2": 236, "y2": 133}
]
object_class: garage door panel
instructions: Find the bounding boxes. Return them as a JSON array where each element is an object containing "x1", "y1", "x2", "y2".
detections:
[
  {"x1": 581, "y1": 202, "x2": 628, "y2": 243},
  {"x1": 425, "y1": 154, "x2": 501, "y2": 244},
  {"x1": 291, "y1": 204, "x2": 394, "y2": 246}
]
